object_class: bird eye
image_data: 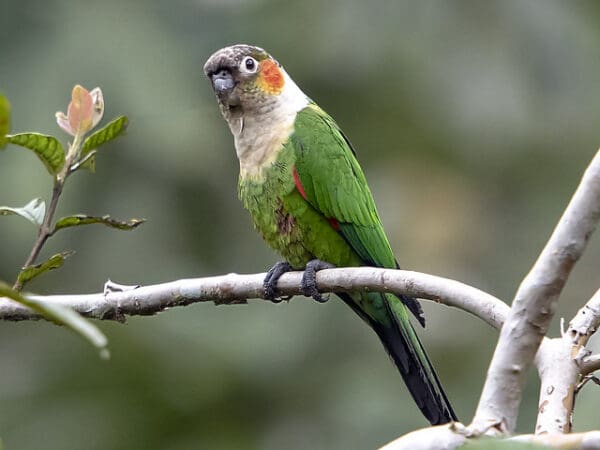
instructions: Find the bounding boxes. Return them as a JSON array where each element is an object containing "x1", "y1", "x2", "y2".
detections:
[{"x1": 241, "y1": 56, "x2": 258, "y2": 73}]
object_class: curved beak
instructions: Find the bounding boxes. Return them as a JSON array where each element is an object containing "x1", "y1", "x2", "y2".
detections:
[{"x1": 211, "y1": 69, "x2": 235, "y2": 94}]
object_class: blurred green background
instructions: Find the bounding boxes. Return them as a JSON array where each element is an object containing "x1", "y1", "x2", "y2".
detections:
[{"x1": 1, "y1": 1, "x2": 600, "y2": 449}]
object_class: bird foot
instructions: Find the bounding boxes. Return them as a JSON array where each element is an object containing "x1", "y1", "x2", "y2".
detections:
[
  {"x1": 264, "y1": 261, "x2": 294, "y2": 302},
  {"x1": 301, "y1": 259, "x2": 335, "y2": 303}
]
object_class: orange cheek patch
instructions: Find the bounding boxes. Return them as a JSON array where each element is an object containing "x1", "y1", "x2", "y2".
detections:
[{"x1": 258, "y1": 60, "x2": 285, "y2": 94}]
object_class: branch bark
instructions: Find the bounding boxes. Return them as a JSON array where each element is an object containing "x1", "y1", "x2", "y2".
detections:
[
  {"x1": 0, "y1": 268, "x2": 508, "y2": 326},
  {"x1": 568, "y1": 289, "x2": 600, "y2": 347},
  {"x1": 379, "y1": 425, "x2": 600, "y2": 450},
  {"x1": 510, "y1": 431, "x2": 600, "y2": 449},
  {"x1": 378, "y1": 424, "x2": 467, "y2": 450},
  {"x1": 535, "y1": 337, "x2": 578, "y2": 434},
  {"x1": 534, "y1": 288, "x2": 600, "y2": 433},
  {"x1": 471, "y1": 148, "x2": 600, "y2": 434},
  {"x1": 580, "y1": 354, "x2": 600, "y2": 376}
]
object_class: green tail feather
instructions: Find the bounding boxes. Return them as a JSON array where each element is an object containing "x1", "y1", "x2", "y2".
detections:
[{"x1": 340, "y1": 292, "x2": 457, "y2": 425}]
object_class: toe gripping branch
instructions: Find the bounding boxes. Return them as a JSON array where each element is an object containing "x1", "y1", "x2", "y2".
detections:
[
  {"x1": 263, "y1": 259, "x2": 335, "y2": 303},
  {"x1": 263, "y1": 261, "x2": 293, "y2": 302},
  {"x1": 301, "y1": 259, "x2": 335, "y2": 303}
]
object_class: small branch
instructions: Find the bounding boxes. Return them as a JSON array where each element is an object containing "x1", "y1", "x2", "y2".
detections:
[
  {"x1": 580, "y1": 354, "x2": 600, "y2": 376},
  {"x1": 534, "y1": 338, "x2": 577, "y2": 434},
  {"x1": 576, "y1": 373, "x2": 600, "y2": 393},
  {"x1": 0, "y1": 268, "x2": 508, "y2": 325},
  {"x1": 68, "y1": 149, "x2": 96, "y2": 173},
  {"x1": 471, "y1": 148, "x2": 600, "y2": 434},
  {"x1": 13, "y1": 132, "x2": 83, "y2": 291},
  {"x1": 568, "y1": 289, "x2": 600, "y2": 346},
  {"x1": 533, "y1": 289, "x2": 600, "y2": 433},
  {"x1": 13, "y1": 181, "x2": 63, "y2": 290}
]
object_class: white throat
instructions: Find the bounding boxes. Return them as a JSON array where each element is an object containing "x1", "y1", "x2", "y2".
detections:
[{"x1": 228, "y1": 70, "x2": 309, "y2": 179}]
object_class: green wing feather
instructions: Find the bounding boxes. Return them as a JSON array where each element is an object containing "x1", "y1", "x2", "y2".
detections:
[
  {"x1": 290, "y1": 103, "x2": 425, "y2": 322},
  {"x1": 288, "y1": 103, "x2": 457, "y2": 425},
  {"x1": 290, "y1": 103, "x2": 396, "y2": 268}
]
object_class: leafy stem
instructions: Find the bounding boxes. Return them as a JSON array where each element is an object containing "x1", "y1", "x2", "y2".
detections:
[
  {"x1": 13, "y1": 136, "x2": 80, "y2": 291},
  {"x1": 0, "y1": 86, "x2": 134, "y2": 355}
]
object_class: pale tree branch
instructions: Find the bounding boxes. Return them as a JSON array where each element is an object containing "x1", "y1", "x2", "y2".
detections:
[
  {"x1": 0, "y1": 268, "x2": 507, "y2": 326},
  {"x1": 535, "y1": 288, "x2": 600, "y2": 433},
  {"x1": 580, "y1": 354, "x2": 600, "y2": 376},
  {"x1": 534, "y1": 337, "x2": 578, "y2": 434},
  {"x1": 509, "y1": 431, "x2": 600, "y2": 449},
  {"x1": 379, "y1": 425, "x2": 600, "y2": 450},
  {"x1": 471, "y1": 148, "x2": 600, "y2": 434},
  {"x1": 568, "y1": 288, "x2": 600, "y2": 346},
  {"x1": 378, "y1": 424, "x2": 467, "y2": 450}
]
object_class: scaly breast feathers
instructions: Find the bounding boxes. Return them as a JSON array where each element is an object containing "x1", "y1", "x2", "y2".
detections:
[{"x1": 239, "y1": 150, "x2": 360, "y2": 269}]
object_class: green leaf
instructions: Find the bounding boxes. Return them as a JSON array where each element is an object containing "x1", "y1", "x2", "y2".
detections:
[
  {"x1": 0, "y1": 93, "x2": 10, "y2": 149},
  {"x1": 0, "y1": 198, "x2": 46, "y2": 226},
  {"x1": 7, "y1": 132, "x2": 65, "y2": 175},
  {"x1": 17, "y1": 251, "x2": 74, "y2": 286},
  {"x1": 80, "y1": 115, "x2": 128, "y2": 172},
  {"x1": 54, "y1": 214, "x2": 145, "y2": 232},
  {"x1": 82, "y1": 115, "x2": 128, "y2": 152},
  {"x1": 0, "y1": 281, "x2": 109, "y2": 358}
]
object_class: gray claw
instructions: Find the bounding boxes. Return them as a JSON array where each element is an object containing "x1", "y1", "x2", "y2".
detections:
[
  {"x1": 301, "y1": 259, "x2": 335, "y2": 303},
  {"x1": 264, "y1": 261, "x2": 293, "y2": 302}
]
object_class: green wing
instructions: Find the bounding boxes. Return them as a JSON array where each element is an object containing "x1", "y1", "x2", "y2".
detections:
[
  {"x1": 290, "y1": 103, "x2": 397, "y2": 269},
  {"x1": 289, "y1": 105, "x2": 456, "y2": 425}
]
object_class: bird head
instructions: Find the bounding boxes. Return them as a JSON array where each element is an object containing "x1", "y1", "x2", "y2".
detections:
[{"x1": 203, "y1": 44, "x2": 286, "y2": 116}]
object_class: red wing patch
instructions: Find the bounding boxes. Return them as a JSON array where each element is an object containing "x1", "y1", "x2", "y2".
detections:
[
  {"x1": 292, "y1": 166, "x2": 307, "y2": 200},
  {"x1": 293, "y1": 166, "x2": 340, "y2": 232},
  {"x1": 328, "y1": 217, "x2": 340, "y2": 231}
]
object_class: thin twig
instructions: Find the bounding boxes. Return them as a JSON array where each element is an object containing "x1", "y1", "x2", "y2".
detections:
[
  {"x1": 568, "y1": 289, "x2": 600, "y2": 346},
  {"x1": 580, "y1": 354, "x2": 600, "y2": 376},
  {"x1": 12, "y1": 134, "x2": 81, "y2": 291},
  {"x1": 13, "y1": 181, "x2": 63, "y2": 291}
]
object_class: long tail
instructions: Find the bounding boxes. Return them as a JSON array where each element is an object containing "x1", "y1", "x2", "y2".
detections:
[{"x1": 340, "y1": 292, "x2": 457, "y2": 425}]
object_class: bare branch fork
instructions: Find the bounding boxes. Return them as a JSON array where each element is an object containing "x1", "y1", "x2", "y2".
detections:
[
  {"x1": 383, "y1": 148, "x2": 600, "y2": 449},
  {"x1": 470, "y1": 148, "x2": 600, "y2": 435}
]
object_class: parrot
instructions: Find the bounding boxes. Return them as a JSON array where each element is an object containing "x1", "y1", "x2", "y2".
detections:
[{"x1": 203, "y1": 44, "x2": 456, "y2": 425}]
